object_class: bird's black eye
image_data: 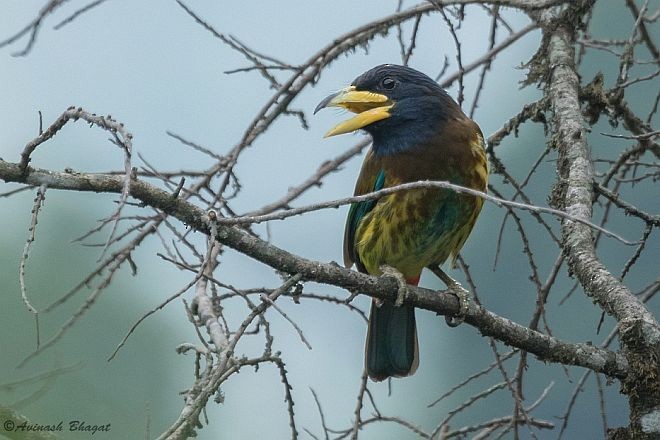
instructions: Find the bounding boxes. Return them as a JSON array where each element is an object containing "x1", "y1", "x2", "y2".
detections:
[{"x1": 381, "y1": 77, "x2": 396, "y2": 90}]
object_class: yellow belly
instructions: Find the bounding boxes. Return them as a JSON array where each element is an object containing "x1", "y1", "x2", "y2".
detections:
[{"x1": 355, "y1": 189, "x2": 480, "y2": 278}]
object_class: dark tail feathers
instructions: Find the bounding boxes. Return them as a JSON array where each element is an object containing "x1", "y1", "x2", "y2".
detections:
[{"x1": 365, "y1": 301, "x2": 419, "y2": 381}]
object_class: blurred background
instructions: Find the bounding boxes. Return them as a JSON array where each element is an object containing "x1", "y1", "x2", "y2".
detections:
[{"x1": 0, "y1": 1, "x2": 657, "y2": 439}]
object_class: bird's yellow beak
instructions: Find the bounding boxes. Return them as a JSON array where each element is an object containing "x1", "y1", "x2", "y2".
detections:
[{"x1": 314, "y1": 86, "x2": 392, "y2": 138}]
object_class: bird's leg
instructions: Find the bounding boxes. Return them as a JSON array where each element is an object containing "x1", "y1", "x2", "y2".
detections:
[
  {"x1": 429, "y1": 265, "x2": 470, "y2": 327},
  {"x1": 379, "y1": 265, "x2": 408, "y2": 307}
]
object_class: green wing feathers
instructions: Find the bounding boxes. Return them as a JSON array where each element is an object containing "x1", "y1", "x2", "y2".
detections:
[{"x1": 343, "y1": 168, "x2": 385, "y2": 270}]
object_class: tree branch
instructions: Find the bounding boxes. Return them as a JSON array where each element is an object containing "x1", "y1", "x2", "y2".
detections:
[
  {"x1": 0, "y1": 159, "x2": 629, "y2": 379},
  {"x1": 542, "y1": 4, "x2": 659, "y2": 437},
  {"x1": 544, "y1": 6, "x2": 658, "y2": 333}
]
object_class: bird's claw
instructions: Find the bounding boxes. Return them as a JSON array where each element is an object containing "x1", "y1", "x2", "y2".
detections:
[
  {"x1": 380, "y1": 265, "x2": 408, "y2": 307},
  {"x1": 445, "y1": 282, "x2": 470, "y2": 327},
  {"x1": 431, "y1": 266, "x2": 470, "y2": 327}
]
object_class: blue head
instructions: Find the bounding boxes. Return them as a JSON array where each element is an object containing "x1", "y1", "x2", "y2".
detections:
[{"x1": 315, "y1": 64, "x2": 460, "y2": 155}]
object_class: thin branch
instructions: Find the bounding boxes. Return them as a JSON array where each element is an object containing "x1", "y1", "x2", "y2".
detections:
[
  {"x1": 218, "y1": 179, "x2": 635, "y2": 245},
  {"x1": 19, "y1": 184, "x2": 47, "y2": 316},
  {"x1": 52, "y1": 0, "x2": 108, "y2": 30}
]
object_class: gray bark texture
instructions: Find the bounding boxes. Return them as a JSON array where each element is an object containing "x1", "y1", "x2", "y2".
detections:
[{"x1": 541, "y1": 3, "x2": 660, "y2": 438}]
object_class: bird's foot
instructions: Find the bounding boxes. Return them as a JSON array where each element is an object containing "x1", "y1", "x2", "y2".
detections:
[
  {"x1": 445, "y1": 282, "x2": 470, "y2": 327},
  {"x1": 380, "y1": 265, "x2": 408, "y2": 307},
  {"x1": 431, "y1": 266, "x2": 470, "y2": 327}
]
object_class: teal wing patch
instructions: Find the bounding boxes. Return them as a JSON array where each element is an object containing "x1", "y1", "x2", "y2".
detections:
[{"x1": 344, "y1": 169, "x2": 385, "y2": 270}]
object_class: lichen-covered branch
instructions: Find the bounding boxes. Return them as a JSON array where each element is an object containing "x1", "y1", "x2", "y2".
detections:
[
  {"x1": 0, "y1": 159, "x2": 629, "y2": 379},
  {"x1": 541, "y1": 3, "x2": 660, "y2": 437}
]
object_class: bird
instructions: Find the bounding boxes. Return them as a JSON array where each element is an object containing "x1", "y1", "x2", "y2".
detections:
[{"x1": 314, "y1": 64, "x2": 488, "y2": 382}]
